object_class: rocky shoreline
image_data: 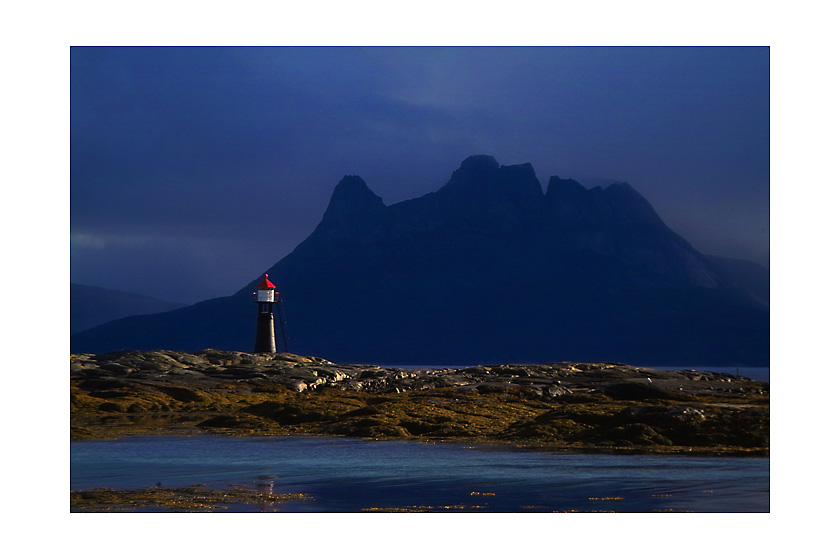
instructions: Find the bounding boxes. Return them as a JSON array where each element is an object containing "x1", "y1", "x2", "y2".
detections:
[
  {"x1": 71, "y1": 350, "x2": 769, "y2": 456},
  {"x1": 70, "y1": 485, "x2": 312, "y2": 512}
]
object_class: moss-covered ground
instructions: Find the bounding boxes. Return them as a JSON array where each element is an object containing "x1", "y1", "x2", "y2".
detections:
[
  {"x1": 70, "y1": 485, "x2": 311, "y2": 512},
  {"x1": 71, "y1": 378, "x2": 769, "y2": 456}
]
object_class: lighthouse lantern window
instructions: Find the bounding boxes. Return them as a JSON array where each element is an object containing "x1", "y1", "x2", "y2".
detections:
[
  {"x1": 256, "y1": 288, "x2": 275, "y2": 303},
  {"x1": 254, "y1": 273, "x2": 277, "y2": 303}
]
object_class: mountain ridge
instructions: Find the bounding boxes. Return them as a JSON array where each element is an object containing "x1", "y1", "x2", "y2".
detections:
[
  {"x1": 72, "y1": 156, "x2": 768, "y2": 365},
  {"x1": 71, "y1": 283, "x2": 187, "y2": 334}
]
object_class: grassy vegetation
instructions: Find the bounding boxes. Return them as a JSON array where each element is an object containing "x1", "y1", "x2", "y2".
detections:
[{"x1": 71, "y1": 378, "x2": 769, "y2": 456}]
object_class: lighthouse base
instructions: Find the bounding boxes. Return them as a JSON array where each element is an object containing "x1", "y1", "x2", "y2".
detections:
[{"x1": 254, "y1": 312, "x2": 276, "y2": 353}]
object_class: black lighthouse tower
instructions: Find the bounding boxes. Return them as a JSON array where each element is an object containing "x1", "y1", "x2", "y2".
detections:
[{"x1": 253, "y1": 274, "x2": 278, "y2": 353}]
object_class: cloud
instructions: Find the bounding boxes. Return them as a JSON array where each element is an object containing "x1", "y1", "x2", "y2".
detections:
[
  {"x1": 70, "y1": 232, "x2": 108, "y2": 249},
  {"x1": 70, "y1": 230, "x2": 281, "y2": 303},
  {"x1": 71, "y1": 46, "x2": 770, "y2": 300}
]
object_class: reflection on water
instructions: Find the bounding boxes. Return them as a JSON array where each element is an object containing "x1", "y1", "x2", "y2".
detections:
[{"x1": 71, "y1": 435, "x2": 769, "y2": 513}]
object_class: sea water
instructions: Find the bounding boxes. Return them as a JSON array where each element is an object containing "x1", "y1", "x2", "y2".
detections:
[{"x1": 71, "y1": 435, "x2": 769, "y2": 512}]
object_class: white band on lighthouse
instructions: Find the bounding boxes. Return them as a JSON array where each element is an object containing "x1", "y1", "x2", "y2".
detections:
[{"x1": 255, "y1": 289, "x2": 276, "y2": 303}]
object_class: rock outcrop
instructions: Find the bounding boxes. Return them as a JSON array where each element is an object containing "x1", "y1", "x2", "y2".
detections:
[
  {"x1": 71, "y1": 349, "x2": 765, "y2": 397},
  {"x1": 71, "y1": 350, "x2": 769, "y2": 455}
]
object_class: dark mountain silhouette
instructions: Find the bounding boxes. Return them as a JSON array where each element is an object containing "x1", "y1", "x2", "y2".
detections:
[
  {"x1": 72, "y1": 155, "x2": 769, "y2": 366},
  {"x1": 704, "y1": 256, "x2": 770, "y2": 307},
  {"x1": 71, "y1": 283, "x2": 186, "y2": 334}
]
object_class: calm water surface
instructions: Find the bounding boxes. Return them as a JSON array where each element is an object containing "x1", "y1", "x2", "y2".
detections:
[{"x1": 71, "y1": 435, "x2": 769, "y2": 512}]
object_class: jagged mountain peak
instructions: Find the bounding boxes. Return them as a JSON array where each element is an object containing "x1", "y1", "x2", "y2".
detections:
[
  {"x1": 303, "y1": 157, "x2": 714, "y2": 288},
  {"x1": 544, "y1": 176, "x2": 664, "y2": 228},
  {"x1": 329, "y1": 175, "x2": 383, "y2": 206},
  {"x1": 318, "y1": 175, "x2": 386, "y2": 233},
  {"x1": 603, "y1": 181, "x2": 648, "y2": 202},
  {"x1": 546, "y1": 176, "x2": 587, "y2": 192},
  {"x1": 72, "y1": 155, "x2": 768, "y2": 366},
  {"x1": 545, "y1": 176, "x2": 588, "y2": 205},
  {"x1": 438, "y1": 155, "x2": 543, "y2": 204},
  {"x1": 456, "y1": 154, "x2": 500, "y2": 172},
  {"x1": 440, "y1": 155, "x2": 500, "y2": 191}
]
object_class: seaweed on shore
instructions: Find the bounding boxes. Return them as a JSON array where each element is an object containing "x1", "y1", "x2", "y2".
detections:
[{"x1": 70, "y1": 485, "x2": 311, "y2": 512}]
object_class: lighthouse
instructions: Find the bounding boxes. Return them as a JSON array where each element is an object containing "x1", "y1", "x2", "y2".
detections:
[{"x1": 253, "y1": 273, "x2": 279, "y2": 353}]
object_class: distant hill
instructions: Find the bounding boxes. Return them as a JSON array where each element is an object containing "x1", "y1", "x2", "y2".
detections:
[
  {"x1": 72, "y1": 155, "x2": 769, "y2": 365},
  {"x1": 71, "y1": 283, "x2": 186, "y2": 334}
]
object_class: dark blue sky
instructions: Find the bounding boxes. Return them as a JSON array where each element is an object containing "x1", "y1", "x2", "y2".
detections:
[{"x1": 71, "y1": 46, "x2": 769, "y2": 304}]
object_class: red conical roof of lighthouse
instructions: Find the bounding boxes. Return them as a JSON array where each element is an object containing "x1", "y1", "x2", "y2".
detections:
[{"x1": 257, "y1": 274, "x2": 275, "y2": 289}]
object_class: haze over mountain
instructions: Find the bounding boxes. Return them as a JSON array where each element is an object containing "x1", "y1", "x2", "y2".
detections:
[
  {"x1": 71, "y1": 283, "x2": 186, "y2": 334},
  {"x1": 71, "y1": 156, "x2": 769, "y2": 366}
]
